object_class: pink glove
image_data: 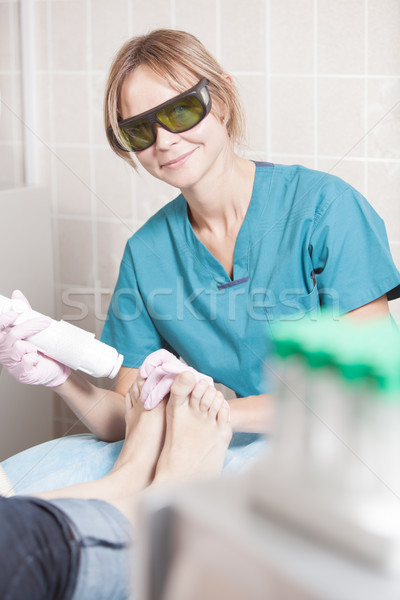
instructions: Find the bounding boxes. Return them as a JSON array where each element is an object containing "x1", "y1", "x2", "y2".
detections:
[
  {"x1": 139, "y1": 349, "x2": 213, "y2": 409},
  {"x1": 0, "y1": 290, "x2": 71, "y2": 387}
]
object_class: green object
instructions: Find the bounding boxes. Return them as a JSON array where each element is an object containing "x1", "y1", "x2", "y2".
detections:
[{"x1": 272, "y1": 315, "x2": 400, "y2": 399}]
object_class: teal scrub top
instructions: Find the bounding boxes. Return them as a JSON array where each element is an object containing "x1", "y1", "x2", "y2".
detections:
[{"x1": 101, "y1": 163, "x2": 400, "y2": 397}]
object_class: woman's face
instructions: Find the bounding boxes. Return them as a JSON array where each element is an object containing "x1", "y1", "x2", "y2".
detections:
[{"x1": 119, "y1": 65, "x2": 231, "y2": 192}]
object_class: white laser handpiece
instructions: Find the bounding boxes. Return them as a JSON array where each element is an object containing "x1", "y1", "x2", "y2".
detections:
[{"x1": 0, "y1": 295, "x2": 124, "y2": 379}]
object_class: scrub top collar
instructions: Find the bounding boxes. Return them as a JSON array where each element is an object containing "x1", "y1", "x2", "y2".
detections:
[{"x1": 175, "y1": 162, "x2": 275, "y2": 287}]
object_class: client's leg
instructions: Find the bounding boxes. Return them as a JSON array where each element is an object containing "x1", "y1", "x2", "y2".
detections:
[
  {"x1": 2, "y1": 374, "x2": 231, "y2": 600},
  {"x1": 154, "y1": 371, "x2": 232, "y2": 483},
  {"x1": 0, "y1": 495, "x2": 78, "y2": 600},
  {"x1": 34, "y1": 371, "x2": 231, "y2": 523},
  {"x1": 34, "y1": 386, "x2": 167, "y2": 514}
]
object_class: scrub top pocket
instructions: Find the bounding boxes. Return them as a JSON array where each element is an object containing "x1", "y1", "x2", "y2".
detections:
[{"x1": 264, "y1": 284, "x2": 321, "y2": 329}]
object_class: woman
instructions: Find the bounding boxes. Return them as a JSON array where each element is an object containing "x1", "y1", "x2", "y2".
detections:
[{"x1": 1, "y1": 29, "x2": 400, "y2": 494}]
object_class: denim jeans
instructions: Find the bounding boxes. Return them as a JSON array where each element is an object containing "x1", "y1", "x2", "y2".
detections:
[
  {"x1": 0, "y1": 495, "x2": 77, "y2": 599},
  {"x1": 0, "y1": 495, "x2": 133, "y2": 600},
  {"x1": 49, "y1": 498, "x2": 133, "y2": 600}
]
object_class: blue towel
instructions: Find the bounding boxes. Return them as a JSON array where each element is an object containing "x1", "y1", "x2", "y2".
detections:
[{"x1": 1, "y1": 431, "x2": 269, "y2": 495}]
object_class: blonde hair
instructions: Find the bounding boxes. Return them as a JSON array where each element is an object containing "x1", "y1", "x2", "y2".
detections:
[{"x1": 104, "y1": 29, "x2": 246, "y2": 169}]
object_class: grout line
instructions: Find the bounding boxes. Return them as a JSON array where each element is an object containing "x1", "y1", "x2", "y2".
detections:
[
  {"x1": 86, "y1": 0, "x2": 98, "y2": 315},
  {"x1": 270, "y1": 73, "x2": 400, "y2": 79},
  {"x1": 46, "y1": 0, "x2": 60, "y2": 437},
  {"x1": 11, "y1": 70, "x2": 400, "y2": 79},
  {"x1": 46, "y1": 0, "x2": 60, "y2": 284},
  {"x1": 313, "y1": 0, "x2": 318, "y2": 170},
  {"x1": 0, "y1": 141, "x2": 110, "y2": 149},
  {"x1": 216, "y1": 0, "x2": 221, "y2": 63},
  {"x1": 266, "y1": 153, "x2": 400, "y2": 163},
  {"x1": 364, "y1": 0, "x2": 369, "y2": 197},
  {"x1": 232, "y1": 71, "x2": 265, "y2": 77},
  {"x1": 127, "y1": 0, "x2": 132, "y2": 36},
  {"x1": 9, "y1": 0, "x2": 19, "y2": 184},
  {"x1": 127, "y1": 1, "x2": 135, "y2": 223},
  {"x1": 265, "y1": 0, "x2": 271, "y2": 160}
]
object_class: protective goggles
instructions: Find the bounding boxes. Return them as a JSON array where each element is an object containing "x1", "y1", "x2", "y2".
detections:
[{"x1": 111, "y1": 78, "x2": 212, "y2": 152}]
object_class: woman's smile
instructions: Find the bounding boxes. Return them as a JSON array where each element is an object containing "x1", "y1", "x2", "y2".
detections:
[{"x1": 160, "y1": 147, "x2": 198, "y2": 169}]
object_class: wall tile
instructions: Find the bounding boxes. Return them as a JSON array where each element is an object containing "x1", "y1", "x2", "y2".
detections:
[
  {"x1": 0, "y1": 1, "x2": 20, "y2": 69},
  {"x1": 220, "y1": 0, "x2": 265, "y2": 72},
  {"x1": 93, "y1": 147, "x2": 134, "y2": 219},
  {"x1": 37, "y1": 144, "x2": 52, "y2": 192},
  {"x1": 58, "y1": 218, "x2": 94, "y2": 286},
  {"x1": 317, "y1": 0, "x2": 364, "y2": 74},
  {"x1": 174, "y1": 0, "x2": 217, "y2": 57},
  {"x1": 33, "y1": 0, "x2": 49, "y2": 71},
  {"x1": 270, "y1": 0, "x2": 314, "y2": 74},
  {"x1": 52, "y1": 73, "x2": 90, "y2": 143},
  {"x1": 0, "y1": 3, "x2": 12, "y2": 69},
  {"x1": 10, "y1": 0, "x2": 21, "y2": 69},
  {"x1": 369, "y1": 0, "x2": 400, "y2": 76},
  {"x1": 129, "y1": 0, "x2": 172, "y2": 35},
  {"x1": 0, "y1": 144, "x2": 23, "y2": 186},
  {"x1": 316, "y1": 158, "x2": 365, "y2": 197},
  {"x1": 36, "y1": 72, "x2": 53, "y2": 143},
  {"x1": 269, "y1": 154, "x2": 316, "y2": 171},
  {"x1": 57, "y1": 283, "x2": 115, "y2": 339},
  {"x1": 91, "y1": 71, "x2": 108, "y2": 146},
  {"x1": 236, "y1": 75, "x2": 266, "y2": 153},
  {"x1": 90, "y1": 0, "x2": 130, "y2": 71},
  {"x1": 367, "y1": 78, "x2": 400, "y2": 160},
  {"x1": 96, "y1": 220, "x2": 134, "y2": 290},
  {"x1": 270, "y1": 76, "x2": 314, "y2": 155},
  {"x1": 367, "y1": 161, "x2": 400, "y2": 241},
  {"x1": 56, "y1": 288, "x2": 96, "y2": 332},
  {"x1": 0, "y1": 73, "x2": 23, "y2": 142},
  {"x1": 390, "y1": 242, "x2": 400, "y2": 271},
  {"x1": 318, "y1": 77, "x2": 364, "y2": 157},
  {"x1": 54, "y1": 146, "x2": 92, "y2": 214},
  {"x1": 50, "y1": 0, "x2": 88, "y2": 71}
]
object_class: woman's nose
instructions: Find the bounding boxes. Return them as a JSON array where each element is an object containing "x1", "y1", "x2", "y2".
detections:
[{"x1": 154, "y1": 124, "x2": 180, "y2": 149}]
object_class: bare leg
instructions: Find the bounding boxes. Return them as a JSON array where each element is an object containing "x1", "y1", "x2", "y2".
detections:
[
  {"x1": 154, "y1": 371, "x2": 232, "y2": 484},
  {"x1": 33, "y1": 372, "x2": 232, "y2": 524},
  {"x1": 33, "y1": 377, "x2": 167, "y2": 522}
]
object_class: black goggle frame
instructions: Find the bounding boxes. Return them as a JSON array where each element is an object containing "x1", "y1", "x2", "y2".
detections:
[{"x1": 110, "y1": 78, "x2": 212, "y2": 152}]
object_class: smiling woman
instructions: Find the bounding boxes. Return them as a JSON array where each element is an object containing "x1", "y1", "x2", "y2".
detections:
[
  {"x1": 0, "y1": 25, "x2": 400, "y2": 600},
  {"x1": 1, "y1": 26, "x2": 400, "y2": 452},
  {"x1": 105, "y1": 29, "x2": 246, "y2": 172}
]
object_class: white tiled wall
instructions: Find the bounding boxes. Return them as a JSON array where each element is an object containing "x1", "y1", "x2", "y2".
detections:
[{"x1": 1, "y1": 0, "x2": 400, "y2": 435}]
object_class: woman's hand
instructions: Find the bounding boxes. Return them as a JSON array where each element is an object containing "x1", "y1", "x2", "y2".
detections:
[
  {"x1": 137, "y1": 349, "x2": 214, "y2": 409},
  {"x1": 0, "y1": 291, "x2": 71, "y2": 387}
]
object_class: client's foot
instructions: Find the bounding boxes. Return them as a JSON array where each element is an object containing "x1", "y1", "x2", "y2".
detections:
[
  {"x1": 153, "y1": 372, "x2": 232, "y2": 484},
  {"x1": 110, "y1": 375, "x2": 166, "y2": 491}
]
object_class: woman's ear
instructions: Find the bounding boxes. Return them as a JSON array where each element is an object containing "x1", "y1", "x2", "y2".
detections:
[
  {"x1": 222, "y1": 72, "x2": 233, "y2": 86},
  {"x1": 215, "y1": 73, "x2": 233, "y2": 124}
]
